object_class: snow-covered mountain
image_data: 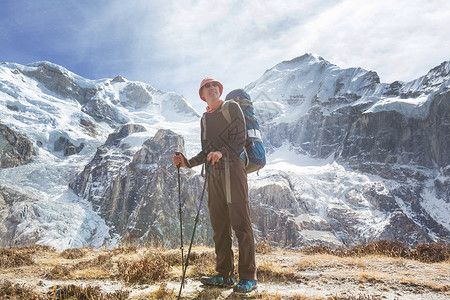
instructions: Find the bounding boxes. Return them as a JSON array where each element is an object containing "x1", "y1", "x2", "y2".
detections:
[
  {"x1": 245, "y1": 54, "x2": 449, "y2": 247},
  {"x1": 0, "y1": 56, "x2": 449, "y2": 250},
  {"x1": 0, "y1": 61, "x2": 201, "y2": 249}
]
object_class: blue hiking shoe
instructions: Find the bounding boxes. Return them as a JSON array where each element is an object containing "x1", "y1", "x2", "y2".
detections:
[
  {"x1": 200, "y1": 275, "x2": 235, "y2": 288},
  {"x1": 233, "y1": 279, "x2": 257, "y2": 293}
]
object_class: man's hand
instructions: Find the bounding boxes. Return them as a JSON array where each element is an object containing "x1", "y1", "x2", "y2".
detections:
[
  {"x1": 207, "y1": 151, "x2": 223, "y2": 165},
  {"x1": 173, "y1": 153, "x2": 189, "y2": 168}
]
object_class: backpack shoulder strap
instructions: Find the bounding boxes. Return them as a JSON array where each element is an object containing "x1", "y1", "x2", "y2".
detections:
[
  {"x1": 221, "y1": 100, "x2": 246, "y2": 128},
  {"x1": 220, "y1": 101, "x2": 232, "y2": 124},
  {"x1": 201, "y1": 113, "x2": 207, "y2": 141},
  {"x1": 221, "y1": 100, "x2": 248, "y2": 167}
]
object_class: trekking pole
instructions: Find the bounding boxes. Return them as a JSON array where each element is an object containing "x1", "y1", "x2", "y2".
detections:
[
  {"x1": 177, "y1": 162, "x2": 209, "y2": 300},
  {"x1": 175, "y1": 152, "x2": 185, "y2": 280}
]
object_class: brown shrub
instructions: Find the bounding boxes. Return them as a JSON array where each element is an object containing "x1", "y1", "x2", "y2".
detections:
[
  {"x1": 344, "y1": 240, "x2": 411, "y2": 258},
  {"x1": 106, "y1": 289, "x2": 131, "y2": 300},
  {"x1": 0, "y1": 280, "x2": 41, "y2": 299},
  {"x1": 0, "y1": 248, "x2": 34, "y2": 268},
  {"x1": 301, "y1": 240, "x2": 450, "y2": 263},
  {"x1": 161, "y1": 251, "x2": 183, "y2": 267},
  {"x1": 60, "y1": 247, "x2": 87, "y2": 259},
  {"x1": 117, "y1": 253, "x2": 170, "y2": 284},
  {"x1": 44, "y1": 265, "x2": 72, "y2": 279},
  {"x1": 144, "y1": 283, "x2": 177, "y2": 299},
  {"x1": 69, "y1": 252, "x2": 115, "y2": 272},
  {"x1": 184, "y1": 250, "x2": 216, "y2": 277},
  {"x1": 256, "y1": 239, "x2": 273, "y2": 254},
  {"x1": 96, "y1": 253, "x2": 113, "y2": 265},
  {"x1": 187, "y1": 250, "x2": 215, "y2": 266},
  {"x1": 107, "y1": 246, "x2": 138, "y2": 255},
  {"x1": 48, "y1": 284, "x2": 129, "y2": 300},
  {"x1": 300, "y1": 244, "x2": 335, "y2": 256},
  {"x1": 411, "y1": 242, "x2": 450, "y2": 263},
  {"x1": 18, "y1": 244, "x2": 56, "y2": 254}
]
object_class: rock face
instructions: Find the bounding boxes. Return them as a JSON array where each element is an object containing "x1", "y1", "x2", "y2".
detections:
[
  {"x1": 0, "y1": 123, "x2": 34, "y2": 168},
  {"x1": 70, "y1": 126, "x2": 213, "y2": 247},
  {"x1": 54, "y1": 136, "x2": 85, "y2": 156},
  {"x1": 248, "y1": 173, "x2": 339, "y2": 248},
  {"x1": 0, "y1": 186, "x2": 39, "y2": 245},
  {"x1": 103, "y1": 124, "x2": 147, "y2": 147},
  {"x1": 338, "y1": 90, "x2": 450, "y2": 169},
  {"x1": 244, "y1": 54, "x2": 450, "y2": 247}
]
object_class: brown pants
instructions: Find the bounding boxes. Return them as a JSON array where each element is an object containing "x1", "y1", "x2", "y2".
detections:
[{"x1": 207, "y1": 156, "x2": 257, "y2": 281}]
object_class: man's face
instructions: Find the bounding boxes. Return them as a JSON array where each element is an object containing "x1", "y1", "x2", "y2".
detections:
[{"x1": 202, "y1": 82, "x2": 221, "y2": 101}]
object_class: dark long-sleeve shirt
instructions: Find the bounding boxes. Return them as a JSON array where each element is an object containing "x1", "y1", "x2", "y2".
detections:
[{"x1": 189, "y1": 101, "x2": 246, "y2": 167}]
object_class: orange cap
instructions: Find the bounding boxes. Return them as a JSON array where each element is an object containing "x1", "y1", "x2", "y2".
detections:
[{"x1": 199, "y1": 77, "x2": 223, "y2": 101}]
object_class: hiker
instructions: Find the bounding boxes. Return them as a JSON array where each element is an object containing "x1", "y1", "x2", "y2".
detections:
[{"x1": 172, "y1": 77, "x2": 257, "y2": 293}]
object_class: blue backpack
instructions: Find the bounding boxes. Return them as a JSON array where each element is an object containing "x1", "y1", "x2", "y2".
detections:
[{"x1": 224, "y1": 89, "x2": 266, "y2": 173}]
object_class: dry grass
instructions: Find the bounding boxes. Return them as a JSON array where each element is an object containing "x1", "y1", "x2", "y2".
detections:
[
  {"x1": 0, "y1": 241, "x2": 448, "y2": 299},
  {"x1": 0, "y1": 244, "x2": 55, "y2": 268},
  {"x1": 0, "y1": 280, "x2": 41, "y2": 299},
  {"x1": 137, "y1": 283, "x2": 178, "y2": 299},
  {"x1": 257, "y1": 260, "x2": 307, "y2": 283},
  {"x1": 60, "y1": 247, "x2": 88, "y2": 259},
  {"x1": 117, "y1": 253, "x2": 170, "y2": 284},
  {"x1": 255, "y1": 239, "x2": 273, "y2": 254},
  {"x1": 412, "y1": 243, "x2": 450, "y2": 263},
  {"x1": 183, "y1": 250, "x2": 216, "y2": 278},
  {"x1": 0, "y1": 247, "x2": 34, "y2": 268},
  {"x1": 47, "y1": 284, "x2": 130, "y2": 300},
  {"x1": 300, "y1": 240, "x2": 450, "y2": 263}
]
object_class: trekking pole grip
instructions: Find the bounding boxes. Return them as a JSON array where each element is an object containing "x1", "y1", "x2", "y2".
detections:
[{"x1": 175, "y1": 151, "x2": 182, "y2": 169}]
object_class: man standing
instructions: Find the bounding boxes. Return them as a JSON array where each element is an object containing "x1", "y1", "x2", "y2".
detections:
[{"x1": 173, "y1": 77, "x2": 257, "y2": 293}]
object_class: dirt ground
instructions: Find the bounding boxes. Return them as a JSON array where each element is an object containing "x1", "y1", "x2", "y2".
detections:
[{"x1": 0, "y1": 246, "x2": 449, "y2": 299}]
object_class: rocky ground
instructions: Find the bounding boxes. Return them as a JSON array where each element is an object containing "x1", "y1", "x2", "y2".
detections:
[{"x1": 0, "y1": 243, "x2": 449, "y2": 299}]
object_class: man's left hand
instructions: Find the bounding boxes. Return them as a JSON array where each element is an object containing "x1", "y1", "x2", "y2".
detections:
[{"x1": 207, "y1": 151, "x2": 223, "y2": 165}]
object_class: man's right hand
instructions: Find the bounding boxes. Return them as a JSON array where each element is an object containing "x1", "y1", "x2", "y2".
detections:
[{"x1": 173, "y1": 153, "x2": 189, "y2": 168}]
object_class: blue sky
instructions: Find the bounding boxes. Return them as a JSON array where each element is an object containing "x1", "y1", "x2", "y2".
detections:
[{"x1": 1, "y1": 0, "x2": 449, "y2": 111}]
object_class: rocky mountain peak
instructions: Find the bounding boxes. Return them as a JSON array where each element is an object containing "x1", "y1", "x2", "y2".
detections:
[
  {"x1": 279, "y1": 53, "x2": 326, "y2": 67},
  {"x1": 112, "y1": 75, "x2": 127, "y2": 83},
  {"x1": 246, "y1": 53, "x2": 381, "y2": 126},
  {"x1": 427, "y1": 61, "x2": 450, "y2": 79},
  {"x1": 420, "y1": 60, "x2": 450, "y2": 90},
  {"x1": 104, "y1": 124, "x2": 147, "y2": 147},
  {"x1": 133, "y1": 129, "x2": 185, "y2": 168}
]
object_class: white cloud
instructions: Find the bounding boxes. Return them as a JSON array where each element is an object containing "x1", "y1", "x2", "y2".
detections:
[
  {"x1": 126, "y1": 0, "x2": 337, "y2": 107},
  {"x1": 1, "y1": 0, "x2": 449, "y2": 110},
  {"x1": 292, "y1": 0, "x2": 450, "y2": 82},
  {"x1": 123, "y1": 0, "x2": 450, "y2": 109}
]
